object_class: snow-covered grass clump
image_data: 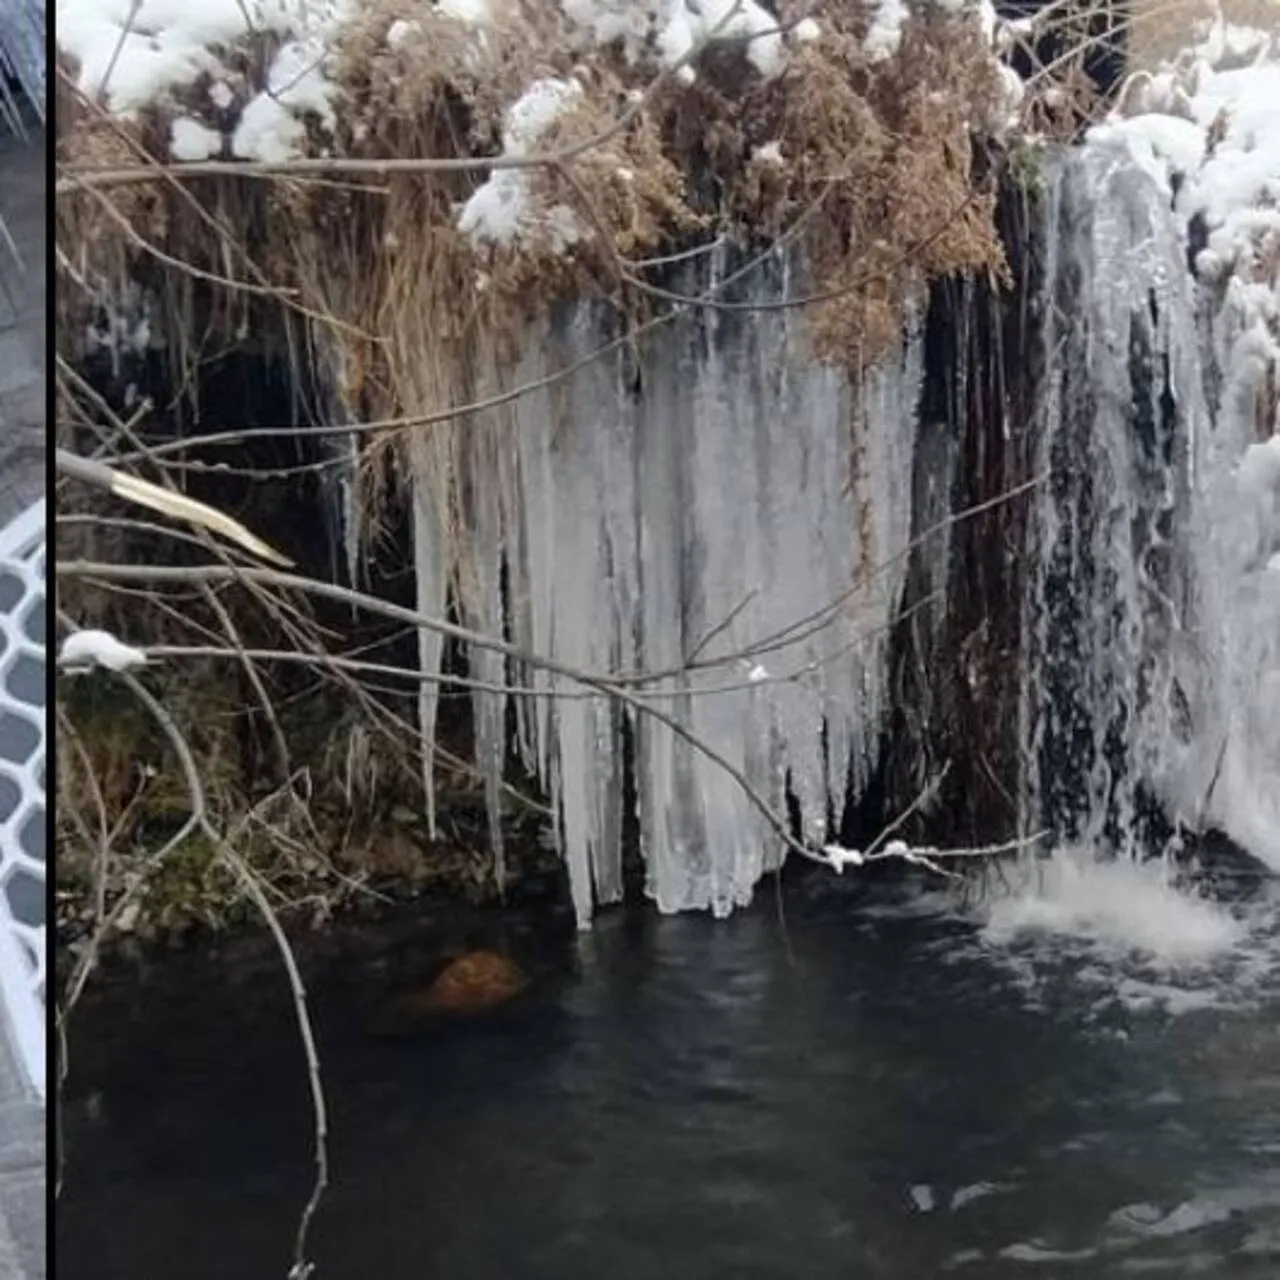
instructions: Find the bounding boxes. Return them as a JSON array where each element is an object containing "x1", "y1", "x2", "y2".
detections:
[
  {"x1": 58, "y1": 0, "x2": 352, "y2": 161},
  {"x1": 1098, "y1": 17, "x2": 1280, "y2": 341},
  {"x1": 457, "y1": 78, "x2": 586, "y2": 249}
]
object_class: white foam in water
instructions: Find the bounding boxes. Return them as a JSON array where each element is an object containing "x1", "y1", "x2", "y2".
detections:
[
  {"x1": 983, "y1": 848, "x2": 1243, "y2": 963},
  {"x1": 967, "y1": 848, "x2": 1280, "y2": 1014}
]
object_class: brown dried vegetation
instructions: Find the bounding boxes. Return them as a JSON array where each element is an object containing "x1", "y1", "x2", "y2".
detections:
[{"x1": 57, "y1": 0, "x2": 1011, "y2": 400}]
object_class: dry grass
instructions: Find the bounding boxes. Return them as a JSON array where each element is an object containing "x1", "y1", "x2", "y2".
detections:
[{"x1": 56, "y1": 0, "x2": 1012, "y2": 381}]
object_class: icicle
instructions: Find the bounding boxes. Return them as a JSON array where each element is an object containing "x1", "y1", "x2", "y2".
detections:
[
  {"x1": 430, "y1": 250, "x2": 923, "y2": 924},
  {"x1": 460, "y1": 413, "x2": 508, "y2": 895},
  {"x1": 409, "y1": 435, "x2": 451, "y2": 843}
]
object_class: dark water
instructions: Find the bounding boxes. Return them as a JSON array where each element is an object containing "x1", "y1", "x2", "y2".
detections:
[{"x1": 57, "y1": 875, "x2": 1280, "y2": 1279}]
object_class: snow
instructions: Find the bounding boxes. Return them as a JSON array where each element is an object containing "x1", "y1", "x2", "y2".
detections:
[
  {"x1": 1096, "y1": 36, "x2": 1280, "y2": 306},
  {"x1": 56, "y1": 0, "x2": 351, "y2": 159},
  {"x1": 655, "y1": 0, "x2": 786, "y2": 78},
  {"x1": 557, "y1": 0, "x2": 787, "y2": 79},
  {"x1": 386, "y1": 18, "x2": 416, "y2": 47},
  {"x1": 438, "y1": 0, "x2": 490, "y2": 22},
  {"x1": 864, "y1": 0, "x2": 909, "y2": 61},
  {"x1": 58, "y1": 630, "x2": 149, "y2": 674},
  {"x1": 233, "y1": 32, "x2": 342, "y2": 162},
  {"x1": 822, "y1": 844, "x2": 867, "y2": 872},
  {"x1": 987, "y1": 61, "x2": 1025, "y2": 131},
  {"x1": 57, "y1": 0, "x2": 252, "y2": 113},
  {"x1": 975, "y1": 0, "x2": 997, "y2": 45},
  {"x1": 170, "y1": 116, "x2": 222, "y2": 161},
  {"x1": 457, "y1": 77, "x2": 586, "y2": 249},
  {"x1": 58, "y1": 0, "x2": 872, "y2": 166}
]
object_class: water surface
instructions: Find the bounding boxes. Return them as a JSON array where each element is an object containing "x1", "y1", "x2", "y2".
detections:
[{"x1": 57, "y1": 857, "x2": 1280, "y2": 1279}]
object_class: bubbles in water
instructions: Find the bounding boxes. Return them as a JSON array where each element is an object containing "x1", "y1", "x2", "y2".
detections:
[
  {"x1": 982, "y1": 847, "x2": 1244, "y2": 963},
  {"x1": 959, "y1": 847, "x2": 1280, "y2": 1014}
]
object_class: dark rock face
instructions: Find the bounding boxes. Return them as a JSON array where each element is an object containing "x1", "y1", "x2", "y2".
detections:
[
  {"x1": 872, "y1": 176, "x2": 1046, "y2": 850},
  {"x1": 1178, "y1": 832, "x2": 1274, "y2": 902}
]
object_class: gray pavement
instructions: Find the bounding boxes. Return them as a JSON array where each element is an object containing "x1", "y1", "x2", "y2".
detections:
[
  {"x1": 0, "y1": 116, "x2": 44, "y2": 525},
  {"x1": 0, "y1": 110, "x2": 45, "y2": 1280},
  {"x1": 0, "y1": 1023, "x2": 41, "y2": 1280}
]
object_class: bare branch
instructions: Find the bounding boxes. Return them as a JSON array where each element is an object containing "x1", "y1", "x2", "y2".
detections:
[{"x1": 116, "y1": 668, "x2": 329, "y2": 1280}]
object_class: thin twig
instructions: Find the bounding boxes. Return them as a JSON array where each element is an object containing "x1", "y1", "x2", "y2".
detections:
[
  {"x1": 116, "y1": 670, "x2": 329, "y2": 1280},
  {"x1": 58, "y1": 561, "x2": 812, "y2": 861}
]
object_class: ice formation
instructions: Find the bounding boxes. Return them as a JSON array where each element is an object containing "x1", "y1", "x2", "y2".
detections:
[
  {"x1": 57, "y1": 0, "x2": 1279, "y2": 920},
  {"x1": 1022, "y1": 22, "x2": 1280, "y2": 868},
  {"x1": 435, "y1": 256, "x2": 922, "y2": 924}
]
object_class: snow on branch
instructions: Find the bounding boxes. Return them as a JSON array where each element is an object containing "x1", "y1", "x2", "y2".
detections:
[
  {"x1": 57, "y1": 628, "x2": 148, "y2": 673},
  {"x1": 803, "y1": 832, "x2": 1050, "y2": 880}
]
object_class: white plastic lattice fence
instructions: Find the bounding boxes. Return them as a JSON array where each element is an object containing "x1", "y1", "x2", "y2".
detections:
[{"x1": 0, "y1": 498, "x2": 44, "y2": 1098}]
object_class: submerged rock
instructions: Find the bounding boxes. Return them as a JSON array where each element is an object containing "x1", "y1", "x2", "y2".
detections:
[{"x1": 370, "y1": 950, "x2": 531, "y2": 1035}]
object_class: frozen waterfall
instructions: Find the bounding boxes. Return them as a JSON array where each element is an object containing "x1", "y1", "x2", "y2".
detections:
[
  {"x1": 427, "y1": 254, "x2": 922, "y2": 925},
  {"x1": 1021, "y1": 136, "x2": 1279, "y2": 868},
  {"x1": 402, "y1": 135, "x2": 1276, "y2": 926}
]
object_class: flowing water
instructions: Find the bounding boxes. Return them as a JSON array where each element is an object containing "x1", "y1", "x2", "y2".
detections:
[{"x1": 57, "y1": 856, "x2": 1280, "y2": 1279}]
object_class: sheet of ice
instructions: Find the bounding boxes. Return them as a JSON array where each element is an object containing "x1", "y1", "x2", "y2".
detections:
[{"x1": 1022, "y1": 32, "x2": 1280, "y2": 870}]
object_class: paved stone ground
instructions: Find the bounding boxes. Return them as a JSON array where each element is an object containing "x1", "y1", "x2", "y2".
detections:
[
  {"x1": 0, "y1": 111, "x2": 45, "y2": 1280},
  {"x1": 0, "y1": 1025, "x2": 42, "y2": 1280},
  {"x1": 0, "y1": 117, "x2": 44, "y2": 525}
]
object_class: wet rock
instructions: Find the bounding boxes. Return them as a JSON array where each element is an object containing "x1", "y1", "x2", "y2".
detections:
[
  {"x1": 1171, "y1": 828, "x2": 1274, "y2": 903},
  {"x1": 370, "y1": 950, "x2": 531, "y2": 1035}
]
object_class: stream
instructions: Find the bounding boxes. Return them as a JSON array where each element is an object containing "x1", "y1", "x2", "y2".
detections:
[{"x1": 56, "y1": 853, "x2": 1280, "y2": 1279}]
